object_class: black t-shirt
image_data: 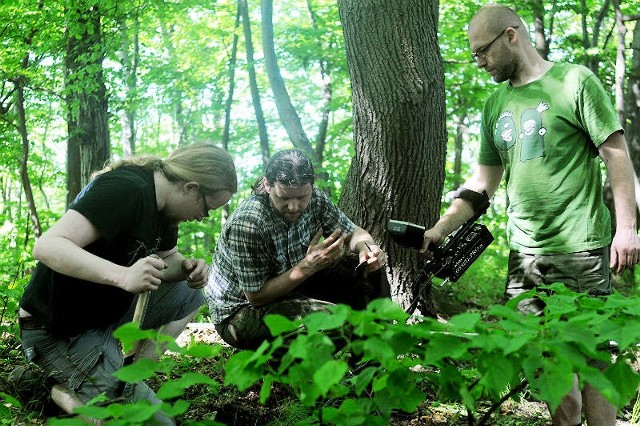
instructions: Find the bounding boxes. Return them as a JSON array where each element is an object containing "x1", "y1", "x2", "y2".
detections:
[{"x1": 20, "y1": 167, "x2": 178, "y2": 337}]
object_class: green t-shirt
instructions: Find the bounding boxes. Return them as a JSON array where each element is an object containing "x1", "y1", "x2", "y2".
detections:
[{"x1": 478, "y1": 63, "x2": 621, "y2": 254}]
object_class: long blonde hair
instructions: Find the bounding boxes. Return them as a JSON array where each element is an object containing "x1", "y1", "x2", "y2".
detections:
[{"x1": 95, "y1": 144, "x2": 237, "y2": 194}]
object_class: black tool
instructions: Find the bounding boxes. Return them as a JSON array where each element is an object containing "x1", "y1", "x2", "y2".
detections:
[{"x1": 388, "y1": 217, "x2": 494, "y2": 315}]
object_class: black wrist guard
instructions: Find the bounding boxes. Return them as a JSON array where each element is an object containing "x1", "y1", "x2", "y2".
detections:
[{"x1": 453, "y1": 187, "x2": 490, "y2": 218}]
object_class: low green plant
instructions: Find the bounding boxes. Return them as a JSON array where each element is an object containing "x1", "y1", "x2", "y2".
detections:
[
  {"x1": 43, "y1": 284, "x2": 640, "y2": 425},
  {"x1": 224, "y1": 285, "x2": 640, "y2": 425},
  {"x1": 46, "y1": 324, "x2": 226, "y2": 426}
]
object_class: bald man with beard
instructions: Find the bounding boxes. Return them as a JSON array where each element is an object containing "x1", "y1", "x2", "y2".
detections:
[{"x1": 421, "y1": 4, "x2": 640, "y2": 426}]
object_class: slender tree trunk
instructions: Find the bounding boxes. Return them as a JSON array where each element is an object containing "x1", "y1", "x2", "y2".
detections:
[
  {"x1": 119, "y1": 11, "x2": 140, "y2": 155},
  {"x1": 625, "y1": 20, "x2": 640, "y2": 211},
  {"x1": 15, "y1": 60, "x2": 42, "y2": 238},
  {"x1": 337, "y1": 0, "x2": 446, "y2": 309},
  {"x1": 306, "y1": 0, "x2": 332, "y2": 162},
  {"x1": 611, "y1": 0, "x2": 626, "y2": 125},
  {"x1": 531, "y1": 0, "x2": 549, "y2": 60},
  {"x1": 581, "y1": 0, "x2": 610, "y2": 74},
  {"x1": 64, "y1": 4, "x2": 110, "y2": 205},
  {"x1": 453, "y1": 112, "x2": 467, "y2": 190},
  {"x1": 261, "y1": 0, "x2": 316, "y2": 164},
  {"x1": 240, "y1": 0, "x2": 270, "y2": 166},
  {"x1": 220, "y1": 4, "x2": 242, "y2": 222},
  {"x1": 223, "y1": 5, "x2": 240, "y2": 152},
  {"x1": 157, "y1": 8, "x2": 188, "y2": 145}
]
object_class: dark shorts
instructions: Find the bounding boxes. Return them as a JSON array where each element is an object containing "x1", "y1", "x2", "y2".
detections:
[
  {"x1": 216, "y1": 257, "x2": 390, "y2": 350},
  {"x1": 20, "y1": 281, "x2": 204, "y2": 405},
  {"x1": 505, "y1": 248, "x2": 611, "y2": 315}
]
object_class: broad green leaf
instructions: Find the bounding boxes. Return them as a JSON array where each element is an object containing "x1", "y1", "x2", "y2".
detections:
[
  {"x1": 477, "y1": 351, "x2": 517, "y2": 391},
  {"x1": 313, "y1": 360, "x2": 348, "y2": 395},
  {"x1": 157, "y1": 372, "x2": 217, "y2": 399},
  {"x1": 604, "y1": 359, "x2": 640, "y2": 407},
  {"x1": 598, "y1": 321, "x2": 640, "y2": 349},
  {"x1": 303, "y1": 309, "x2": 348, "y2": 332},
  {"x1": 181, "y1": 342, "x2": 224, "y2": 358},
  {"x1": 224, "y1": 351, "x2": 264, "y2": 390},
  {"x1": 349, "y1": 366, "x2": 377, "y2": 395},
  {"x1": 528, "y1": 359, "x2": 574, "y2": 412},
  {"x1": 362, "y1": 336, "x2": 395, "y2": 362},
  {"x1": 113, "y1": 358, "x2": 157, "y2": 382},
  {"x1": 423, "y1": 333, "x2": 470, "y2": 364},
  {"x1": 259, "y1": 374, "x2": 273, "y2": 404},
  {"x1": 264, "y1": 314, "x2": 299, "y2": 335},
  {"x1": 448, "y1": 312, "x2": 481, "y2": 330},
  {"x1": 162, "y1": 399, "x2": 190, "y2": 417}
]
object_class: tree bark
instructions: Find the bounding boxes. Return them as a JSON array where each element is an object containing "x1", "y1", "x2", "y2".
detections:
[
  {"x1": 261, "y1": 0, "x2": 317, "y2": 164},
  {"x1": 64, "y1": 3, "x2": 111, "y2": 205},
  {"x1": 16, "y1": 59, "x2": 42, "y2": 239},
  {"x1": 157, "y1": 7, "x2": 188, "y2": 146},
  {"x1": 625, "y1": 20, "x2": 640, "y2": 212},
  {"x1": 337, "y1": 0, "x2": 447, "y2": 309},
  {"x1": 306, "y1": 0, "x2": 332, "y2": 162},
  {"x1": 118, "y1": 11, "x2": 140, "y2": 156},
  {"x1": 531, "y1": 0, "x2": 549, "y2": 60},
  {"x1": 241, "y1": 0, "x2": 270, "y2": 167}
]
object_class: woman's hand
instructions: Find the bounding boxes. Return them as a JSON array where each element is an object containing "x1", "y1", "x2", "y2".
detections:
[{"x1": 182, "y1": 258, "x2": 209, "y2": 288}]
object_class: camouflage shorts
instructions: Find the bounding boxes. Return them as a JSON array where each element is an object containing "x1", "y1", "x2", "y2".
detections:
[
  {"x1": 215, "y1": 295, "x2": 335, "y2": 349},
  {"x1": 216, "y1": 258, "x2": 389, "y2": 350},
  {"x1": 505, "y1": 247, "x2": 611, "y2": 315}
]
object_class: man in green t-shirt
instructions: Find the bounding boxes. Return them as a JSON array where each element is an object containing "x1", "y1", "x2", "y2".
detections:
[{"x1": 421, "y1": 4, "x2": 640, "y2": 426}]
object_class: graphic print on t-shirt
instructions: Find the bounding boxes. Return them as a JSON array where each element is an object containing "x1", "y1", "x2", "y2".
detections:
[
  {"x1": 494, "y1": 111, "x2": 517, "y2": 151},
  {"x1": 126, "y1": 236, "x2": 163, "y2": 266},
  {"x1": 494, "y1": 101, "x2": 549, "y2": 162}
]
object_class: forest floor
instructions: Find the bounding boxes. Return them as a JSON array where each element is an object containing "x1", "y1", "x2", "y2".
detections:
[
  {"x1": 2, "y1": 304, "x2": 639, "y2": 425},
  {"x1": 172, "y1": 323, "x2": 637, "y2": 426}
]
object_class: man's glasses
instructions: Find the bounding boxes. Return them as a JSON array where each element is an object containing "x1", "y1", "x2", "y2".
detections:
[{"x1": 472, "y1": 26, "x2": 519, "y2": 61}]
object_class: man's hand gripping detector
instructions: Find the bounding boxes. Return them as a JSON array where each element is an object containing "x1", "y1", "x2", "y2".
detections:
[{"x1": 388, "y1": 188, "x2": 494, "y2": 314}]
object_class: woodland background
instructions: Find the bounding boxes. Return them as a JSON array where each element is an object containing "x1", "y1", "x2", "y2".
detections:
[{"x1": 1, "y1": 0, "x2": 640, "y2": 424}]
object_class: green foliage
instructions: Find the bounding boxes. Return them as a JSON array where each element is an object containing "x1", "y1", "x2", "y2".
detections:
[
  {"x1": 223, "y1": 290, "x2": 640, "y2": 425},
  {"x1": 2, "y1": 0, "x2": 640, "y2": 423},
  {"x1": 0, "y1": 392, "x2": 21, "y2": 425},
  {"x1": 45, "y1": 323, "x2": 226, "y2": 425}
]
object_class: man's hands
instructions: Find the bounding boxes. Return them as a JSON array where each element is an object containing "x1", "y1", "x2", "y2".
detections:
[
  {"x1": 420, "y1": 227, "x2": 446, "y2": 257},
  {"x1": 302, "y1": 229, "x2": 346, "y2": 274},
  {"x1": 356, "y1": 241, "x2": 385, "y2": 272},
  {"x1": 302, "y1": 229, "x2": 386, "y2": 274},
  {"x1": 610, "y1": 228, "x2": 640, "y2": 273}
]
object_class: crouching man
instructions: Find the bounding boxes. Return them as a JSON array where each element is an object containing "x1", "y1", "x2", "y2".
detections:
[{"x1": 205, "y1": 149, "x2": 389, "y2": 350}]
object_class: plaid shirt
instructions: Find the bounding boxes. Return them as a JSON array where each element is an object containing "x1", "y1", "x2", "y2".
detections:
[{"x1": 205, "y1": 187, "x2": 356, "y2": 324}]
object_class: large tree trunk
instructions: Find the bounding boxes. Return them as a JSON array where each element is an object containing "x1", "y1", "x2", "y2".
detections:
[
  {"x1": 337, "y1": 0, "x2": 447, "y2": 310},
  {"x1": 64, "y1": 3, "x2": 110, "y2": 205}
]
